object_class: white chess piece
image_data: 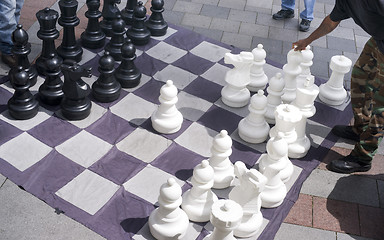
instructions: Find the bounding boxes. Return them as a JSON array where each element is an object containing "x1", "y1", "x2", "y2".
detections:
[
  {"x1": 281, "y1": 48, "x2": 302, "y2": 104},
  {"x1": 209, "y1": 130, "x2": 235, "y2": 189},
  {"x1": 203, "y1": 199, "x2": 243, "y2": 240},
  {"x1": 238, "y1": 89, "x2": 270, "y2": 143},
  {"x1": 148, "y1": 178, "x2": 189, "y2": 240},
  {"x1": 229, "y1": 161, "x2": 267, "y2": 238},
  {"x1": 265, "y1": 72, "x2": 285, "y2": 124},
  {"x1": 319, "y1": 55, "x2": 352, "y2": 106},
  {"x1": 182, "y1": 160, "x2": 218, "y2": 222},
  {"x1": 247, "y1": 44, "x2": 268, "y2": 92},
  {"x1": 221, "y1": 51, "x2": 254, "y2": 108},
  {"x1": 151, "y1": 80, "x2": 183, "y2": 134},
  {"x1": 289, "y1": 76, "x2": 319, "y2": 158},
  {"x1": 296, "y1": 45, "x2": 313, "y2": 87}
]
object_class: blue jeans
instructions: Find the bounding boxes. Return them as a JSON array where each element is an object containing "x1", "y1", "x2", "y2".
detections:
[
  {"x1": 282, "y1": 0, "x2": 315, "y2": 21},
  {"x1": 0, "y1": 0, "x2": 24, "y2": 55}
]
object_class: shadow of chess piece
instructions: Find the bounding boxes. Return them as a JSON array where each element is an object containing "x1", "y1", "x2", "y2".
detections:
[
  {"x1": 100, "y1": 0, "x2": 121, "y2": 37},
  {"x1": 8, "y1": 66, "x2": 39, "y2": 120},
  {"x1": 39, "y1": 53, "x2": 64, "y2": 105},
  {"x1": 61, "y1": 60, "x2": 92, "y2": 120},
  {"x1": 92, "y1": 51, "x2": 121, "y2": 102},
  {"x1": 114, "y1": 39, "x2": 141, "y2": 88},
  {"x1": 126, "y1": 1, "x2": 151, "y2": 45},
  {"x1": 121, "y1": 0, "x2": 137, "y2": 25},
  {"x1": 145, "y1": 0, "x2": 168, "y2": 36},
  {"x1": 81, "y1": 0, "x2": 106, "y2": 49},
  {"x1": 105, "y1": 16, "x2": 126, "y2": 61}
]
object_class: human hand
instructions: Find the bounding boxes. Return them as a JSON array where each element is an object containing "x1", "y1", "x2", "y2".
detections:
[{"x1": 292, "y1": 39, "x2": 310, "y2": 51}]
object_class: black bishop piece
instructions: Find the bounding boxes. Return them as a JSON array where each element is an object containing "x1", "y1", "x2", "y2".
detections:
[
  {"x1": 100, "y1": 0, "x2": 121, "y2": 37},
  {"x1": 105, "y1": 16, "x2": 126, "y2": 61},
  {"x1": 126, "y1": 1, "x2": 151, "y2": 45},
  {"x1": 38, "y1": 53, "x2": 64, "y2": 105},
  {"x1": 81, "y1": 0, "x2": 106, "y2": 49},
  {"x1": 114, "y1": 39, "x2": 141, "y2": 88},
  {"x1": 121, "y1": 0, "x2": 137, "y2": 25},
  {"x1": 145, "y1": 0, "x2": 168, "y2": 36}
]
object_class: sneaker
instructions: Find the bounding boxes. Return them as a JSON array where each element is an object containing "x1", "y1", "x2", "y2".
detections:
[
  {"x1": 331, "y1": 125, "x2": 360, "y2": 142},
  {"x1": 272, "y1": 9, "x2": 294, "y2": 20},
  {"x1": 299, "y1": 19, "x2": 311, "y2": 32},
  {"x1": 328, "y1": 155, "x2": 371, "y2": 174},
  {"x1": 1, "y1": 53, "x2": 17, "y2": 68}
]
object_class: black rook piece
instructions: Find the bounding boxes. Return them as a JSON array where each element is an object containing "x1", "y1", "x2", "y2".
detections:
[
  {"x1": 121, "y1": 0, "x2": 137, "y2": 25},
  {"x1": 126, "y1": 1, "x2": 151, "y2": 45},
  {"x1": 81, "y1": 0, "x2": 106, "y2": 49},
  {"x1": 92, "y1": 51, "x2": 121, "y2": 102},
  {"x1": 8, "y1": 66, "x2": 39, "y2": 120},
  {"x1": 114, "y1": 39, "x2": 141, "y2": 88},
  {"x1": 105, "y1": 16, "x2": 126, "y2": 61},
  {"x1": 9, "y1": 24, "x2": 38, "y2": 87},
  {"x1": 100, "y1": 0, "x2": 121, "y2": 37},
  {"x1": 39, "y1": 53, "x2": 64, "y2": 105},
  {"x1": 61, "y1": 60, "x2": 92, "y2": 120},
  {"x1": 145, "y1": 0, "x2": 167, "y2": 36},
  {"x1": 35, "y1": 8, "x2": 62, "y2": 76},
  {"x1": 57, "y1": 0, "x2": 83, "y2": 62}
]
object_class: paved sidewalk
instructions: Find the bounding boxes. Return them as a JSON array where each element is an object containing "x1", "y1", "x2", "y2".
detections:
[{"x1": 1, "y1": 0, "x2": 383, "y2": 239}]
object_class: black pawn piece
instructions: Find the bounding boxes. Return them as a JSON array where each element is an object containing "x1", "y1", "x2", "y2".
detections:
[
  {"x1": 61, "y1": 60, "x2": 92, "y2": 120},
  {"x1": 126, "y1": 1, "x2": 151, "y2": 45},
  {"x1": 92, "y1": 51, "x2": 121, "y2": 102},
  {"x1": 35, "y1": 8, "x2": 62, "y2": 76},
  {"x1": 121, "y1": 0, "x2": 137, "y2": 25},
  {"x1": 8, "y1": 66, "x2": 39, "y2": 120},
  {"x1": 81, "y1": 0, "x2": 106, "y2": 49},
  {"x1": 57, "y1": 0, "x2": 83, "y2": 62},
  {"x1": 105, "y1": 16, "x2": 126, "y2": 61},
  {"x1": 145, "y1": 0, "x2": 167, "y2": 36},
  {"x1": 114, "y1": 39, "x2": 141, "y2": 88},
  {"x1": 100, "y1": 0, "x2": 121, "y2": 37},
  {"x1": 39, "y1": 53, "x2": 64, "y2": 105}
]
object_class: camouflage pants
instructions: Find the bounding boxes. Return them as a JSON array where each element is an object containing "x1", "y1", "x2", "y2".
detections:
[{"x1": 350, "y1": 37, "x2": 384, "y2": 163}]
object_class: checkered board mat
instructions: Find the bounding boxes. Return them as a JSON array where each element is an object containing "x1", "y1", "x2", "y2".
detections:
[{"x1": 0, "y1": 24, "x2": 352, "y2": 240}]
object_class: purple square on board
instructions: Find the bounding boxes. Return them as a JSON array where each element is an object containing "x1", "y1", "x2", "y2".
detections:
[
  {"x1": 135, "y1": 52, "x2": 168, "y2": 77},
  {"x1": 133, "y1": 78, "x2": 163, "y2": 104},
  {"x1": 230, "y1": 140, "x2": 262, "y2": 167},
  {"x1": 183, "y1": 76, "x2": 222, "y2": 103},
  {"x1": 0, "y1": 119, "x2": 23, "y2": 146},
  {"x1": 312, "y1": 101, "x2": 352, "y2": 128},
  {"x1": 198, "y1": 105, "x2": 243, "y2": 134},
  {"x1": 164, "y1": 28, "x2": 205, "y2": 51},
  {"x1": 172, "y1": 53, "x2": 216, "y2": 75},
  {"x1": 140, "y1": 117, "x2": 192, "y2": 140}
]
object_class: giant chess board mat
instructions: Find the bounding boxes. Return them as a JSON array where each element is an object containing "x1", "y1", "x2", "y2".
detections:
[{"x1": 0, "y1": 24, "x2": 352, "y2": 239}]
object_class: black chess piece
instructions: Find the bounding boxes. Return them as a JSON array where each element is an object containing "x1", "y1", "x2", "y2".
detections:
[
  {"x1": 57, "y1": 0, "x2": 83, "y2": 62},
  {"x1": 81, "y1": 0, "x2": 106, "y2": 49},
  {"x1": 114, "y1": 39, "x2": 141, "y2": 88},
  {"x1": 126, "y1": 1, "x2": 151, "y2": 45},
  {"x1": 92, "y1": 51, "x2": 121, "y2": 102},
  {"x1": 8, "y1": 66, "x2": 39, "y2": 120},
  {"x1": 100, "y1": 0, "x2": 121, "y2": 37},
  {"x1": 39, "y1": 53, "x2": 64, "y2": 105},
  {"x1": 35, "y1": 8, "x2": 62, "y2": 76},
  {"x1": 105, "y1": 16, "x2": 126, "y2": 61},
  {"x1": 61, "y1": 60, "x2": 92, "y2": 120},
  {"x1": 145, "y1": 0, "x2": 167, "y2": 36},
  {"x1": 121, "y1": 0, "x2": 137, "y2": 25}
]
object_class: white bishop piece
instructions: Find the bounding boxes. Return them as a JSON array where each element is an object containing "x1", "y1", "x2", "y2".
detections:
[
  {"x1": 238, "y1": 89, "x2": 270, "y2": 143},
  {"x1": 247, "y1": 44, "x2": 268, "y2": 92},
  {"x1": 319, "y1": 55, "x2": 352, "y2": 106},
  {"x1": 148, "y1": 178, "x2": 189, "y2": 240},
  {"x1": 265, "y1": 72, "x2": 285, "y2": 124},
  {"x1": 229, "y1": 161, "x2": 267, "y2": 238},
  {"x1": 221, "y1": 51, "x2": 254, "y2": 108},
  {"x1": 296, "y1": 45, "x2": 314, "y2": 87},
  {"x1": 281, "y1": 48, "x2": 302, "y2": 103},
  {"x1": 182, "y1": 160, "x2": 218, "y2": 222},
  {"x1": 151, "y1": 80, "x2": 183, "y2": 134}
]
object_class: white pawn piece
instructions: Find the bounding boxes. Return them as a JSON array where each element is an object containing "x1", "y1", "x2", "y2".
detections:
[
  {"x1": 296, "y1": 45, "x2": 314, "y2": 87},
  {"x1": 264, "y1": 72, "x2": 285, "y2": 124},
  {"x1": 221, "y1": 51, "x2": 254, "y2": 108},
  {"x1": 269, "y1": 104, "x2": 302, "y2": 145},
  {"x1": 247, "y1": 44, "x2": 268, "y2": 92},
  {"x1": 289, "y1": 76, "x2": 319, "y2": 158},
  {"x1": 208, "y1": 130, "x2": 235, "y2": 189},
  {"x1": 238, "y1": 89, "x2": 270, "y2": 143},
  {"x1": 151, "y1": 80, "x2": 183, "y2": 134},
  {"x1": 281, "y1": 48, "x2": 302, "y2": 103},
  {"x1": 319, "y1": 55, "x2": 352, "y2": 106},
  {"x1": 182, "y1": 160, "x2": 218, "y2": 222},
  {"x1": 229, "y1": 161, "x2": 267, "y2": 238},
  {"x1": 203, "y1": 199, "x2": 243, "y2": 240},
  {"x1": 148, "y1": 178, "x2": 189, "y2": 240}
]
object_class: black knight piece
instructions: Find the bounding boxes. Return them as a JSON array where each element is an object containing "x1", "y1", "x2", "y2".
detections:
[
  {"x1": 105, "y1": 16, "x2": 126, "y2": 61},
  {"x1": 39, "y1": 53, "x2": 64, "y2": 105},
  {"x1": 57, "y1": 0, "x2": 83, "y2": 62},
  {"x1": 100, "y1": 0, "x2": 121, "y2": 37},
  {"x1": 61, "y1": 60, "x2": 92, "y2": 120},
  {"x1": 114, "y1": 39, "x2": 141, "y2": 88},
  {"x1": 81, "y1": 0, "x2": 106, "y2": 49},
  {"x1": 126, "y1": 1, "x2": 151, "y2": 45},
  {"x1": 145, "y1": 0, "x2": 168, "y2": 36},
  {"x1": 121, "y1": 0, "x2": 137, "y2": 25}
]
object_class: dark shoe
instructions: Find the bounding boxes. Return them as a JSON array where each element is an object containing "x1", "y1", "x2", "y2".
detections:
[
  {"x1": 331, "y1": 125, "x2": 360, "y2": 142},
  {"x1": 328, "y1": 155, "x2": 371, "y2": 174},
  {"x1": 299, "y1": 19, "x2": 311, "y2": 32},
  {"x1": 272, "y1": 9, "x2": 294, "y2": 20},
  {"x1": 1, "y1": 54, "x2": 17, "y2": 68}
]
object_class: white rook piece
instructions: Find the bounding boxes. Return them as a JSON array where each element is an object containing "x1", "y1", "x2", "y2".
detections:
[
  {"x1": 151, "y1": 80, "x2": 183, "y2": 134},
  {"x1": 296, "y1": 45, "x2": 314, "y2": 87},
  {"x1": 148, "y1": 178, "x2": 189, "y2": 240},
  {"x1": 265, "y1": 72, "x2": 285, "y2": 124},
  {"x1": 247, "y1": 44, "x2": 268, "y2": 92},
  {"x1": 221, "y1": 51, "x2": 254, "y2": 108},
  {"x1": 238, "y1": 89, "x2": 270, "y2": 144},
  {"x1": 269, "y1": 104, "x2": 302, "y2": 145},
  {"x1": 319, "y1": 55, "x2": 352, "y2": 106},
  {"x1": 281, "y1": 48, "x2": 302, "y2": 104}
]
